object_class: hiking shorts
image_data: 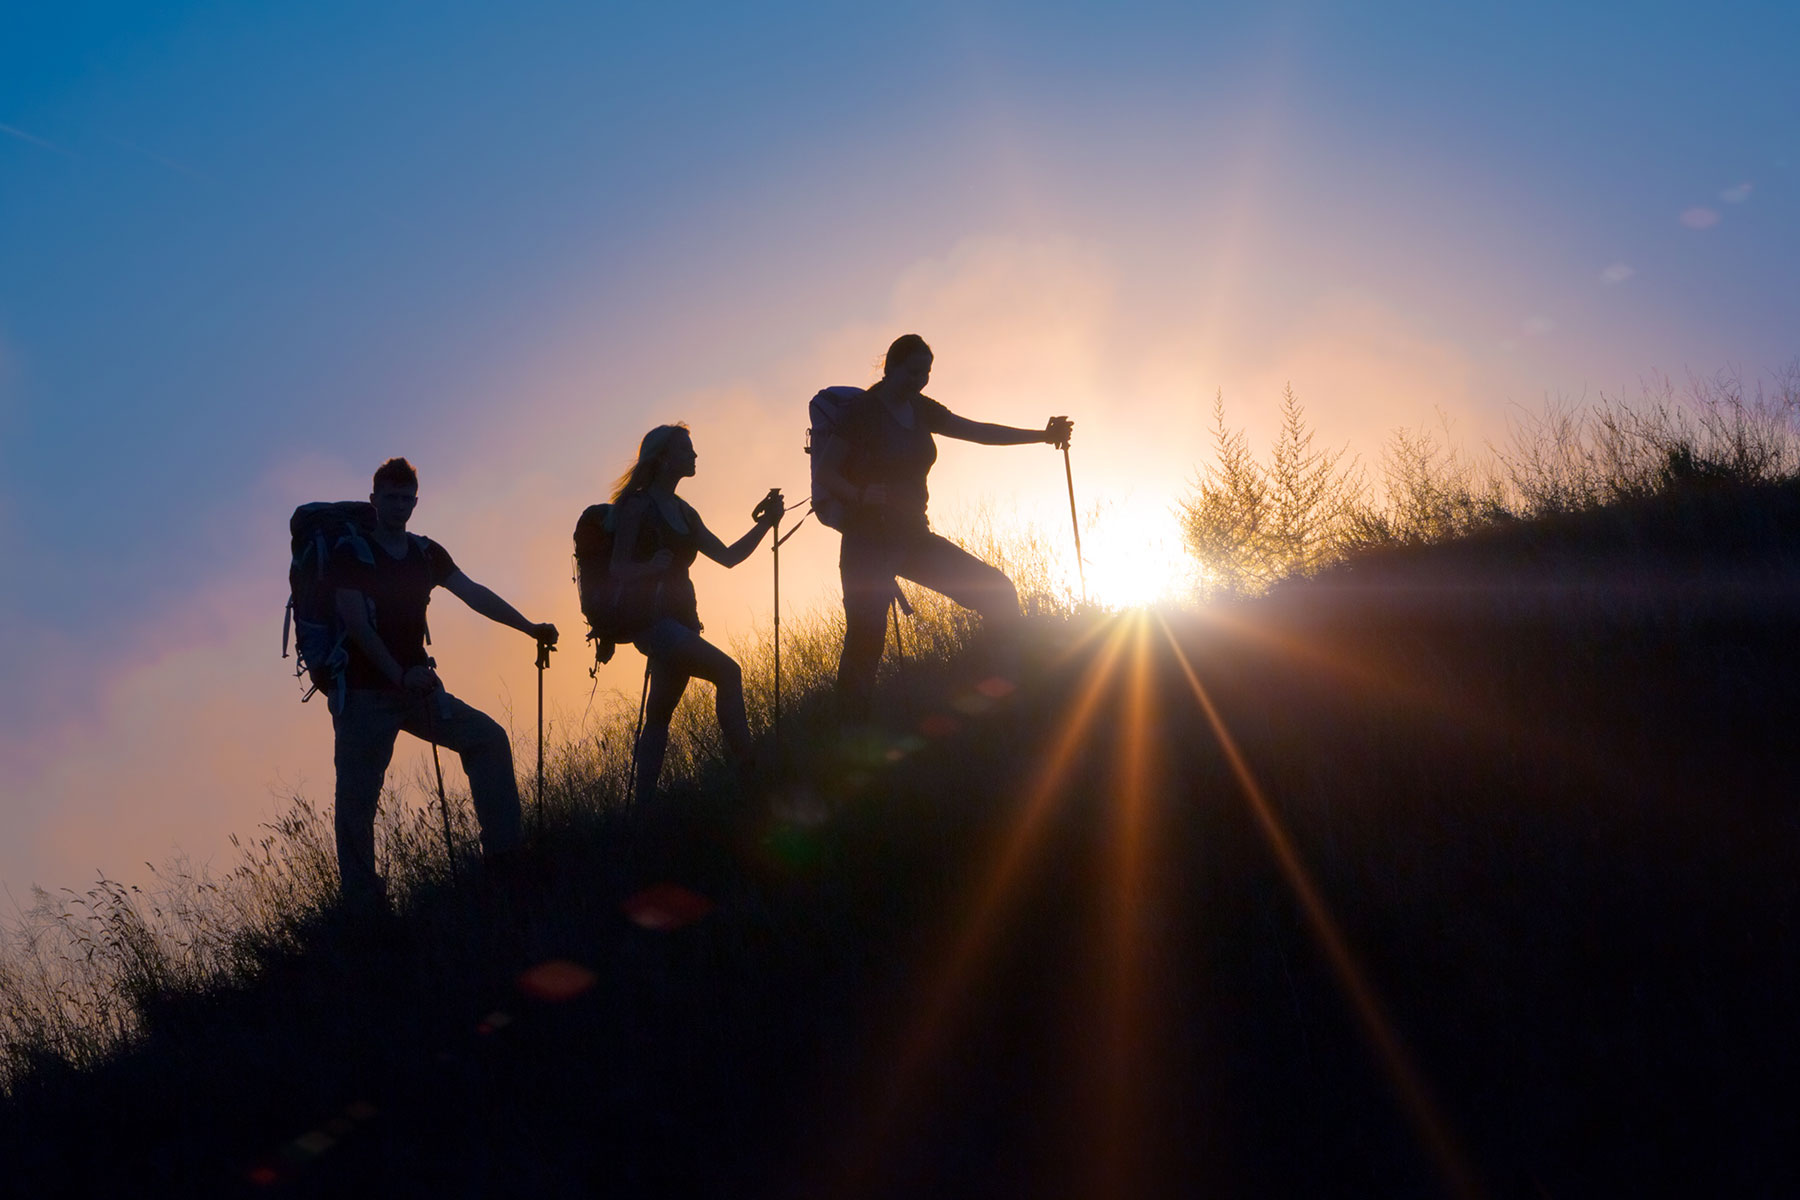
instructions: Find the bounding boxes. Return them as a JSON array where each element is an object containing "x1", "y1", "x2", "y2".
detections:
[{"x1": 633, "y1": 617, "x2": 702, "y2": 659}]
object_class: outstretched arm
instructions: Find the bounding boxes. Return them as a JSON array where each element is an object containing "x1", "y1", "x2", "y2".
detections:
[
  {"x1": 694, "y1": 493, "x2": 783, "y2": 568},
  {"x1": 442, "y1": 571, "x2": 558, "y2": 645},
  {"x1": 937, "y1": 410, "x2": 1073, "y2": 447}
]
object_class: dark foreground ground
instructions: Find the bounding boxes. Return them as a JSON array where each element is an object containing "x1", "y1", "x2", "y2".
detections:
[{"x1": 7, "y1": 484, "x2": 1799, "y2": 1197}]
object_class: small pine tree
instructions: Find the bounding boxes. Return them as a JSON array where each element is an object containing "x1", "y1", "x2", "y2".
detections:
[
  {"x1": 1179, "y1": 385, "x2": 1362, "y2": 594},
  {"x1": 1266, "y1": 384, "x2": 1359, "y2": 577},
  {"x1": 1180, "y1": 390, "x2": 1271, "y2": 594}
]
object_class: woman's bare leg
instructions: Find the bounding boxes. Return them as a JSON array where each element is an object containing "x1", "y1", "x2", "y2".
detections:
[
  {"x1": 635, "y1": 657, "x2": 689, "y2": 805},
  {"x1": 638, "y1": 628, "x2": 754, "y2": 800}
]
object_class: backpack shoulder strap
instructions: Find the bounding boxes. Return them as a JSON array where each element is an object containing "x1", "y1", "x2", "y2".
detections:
[{"x1": 337, "y1": 523, "x2": 376, "y2": 567}]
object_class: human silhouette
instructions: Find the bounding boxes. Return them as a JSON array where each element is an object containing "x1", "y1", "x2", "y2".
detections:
[
  {"x1": 328, "y1": 457, "x2": 558, "y2": 912},
  {"x1": 608, "y1": 424, "x2": 784, "y2": 804},
  {"x1": 814, "y1": 334, "x2": 1073, "y2": 722}
]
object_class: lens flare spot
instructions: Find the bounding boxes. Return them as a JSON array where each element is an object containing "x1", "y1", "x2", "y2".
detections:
[
  {"x1": 764, "y1": 825, "x2": 823, "y2": 868},
  {"x1": 1680, "y1": 206, "x2": 1720, "y2": 229},
  {"x1": 975, "y1": 676, "x2": 1016, "y2": 699},
  {"x1": 247, "y1": 1165, "x2": 280, "y2": 1186},
  {"x1": 622, "y1": 885, "x2": 713, "y2": 931},
  {"x1": 951, "y1": 692, "x2": 993, "y2": 715},
  {"x1": 1600, "y1": 263, "x2": 1634, "y2": 285},
  {"x1": 1720, "y1": 181, "x2": 1752, "y2": 204},
  {"x1": 294, "y1": 1131, "x2": 335, "y2": 1156},
  {"x1": 771, "y1": 788, "x2": 830, "y2": 827},
  {"x1": 517, "y1": 958, "x2": 599, "y2": 1000},
  {"x1": 919, "y1": 714, "x2": 959, "y2": 737}
]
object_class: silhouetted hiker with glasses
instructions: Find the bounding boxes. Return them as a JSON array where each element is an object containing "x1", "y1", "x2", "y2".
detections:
[
  {"x1": 814, "y1": 334, "x2": 1073, "y2": 723},
  {"x1": 608, "y1": 424, "x2": 784, "y2": 805},
  {"x1": 328, "y1": 457, "x2": 558, "y2": 913}
]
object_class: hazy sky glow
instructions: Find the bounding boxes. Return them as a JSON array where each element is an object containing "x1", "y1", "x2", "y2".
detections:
[{"x1": 2, "y1": 1, "x2": 1795, "y2": 894}]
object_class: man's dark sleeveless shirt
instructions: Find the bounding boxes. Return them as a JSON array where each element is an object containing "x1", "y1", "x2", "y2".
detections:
[
  {"x1": 329, "y1": 535, "x2": 458, "y2": 689},
  {"x1": 839, "y1": 391, "x2": 954, "y2": 536}
]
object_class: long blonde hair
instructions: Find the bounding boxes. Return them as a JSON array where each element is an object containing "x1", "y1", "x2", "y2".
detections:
[{"x1": 610, "y1": 422, "x2": 690, "y2": 501}]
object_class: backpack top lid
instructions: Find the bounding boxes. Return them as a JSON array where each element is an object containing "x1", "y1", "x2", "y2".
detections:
[
  {"x1": 573, "y1": 503, "x2": 615, "y2": 561},
  {"x1": 290, "y1": 500, "x2": 375, "y2": 549},
  {"x1": 807, "y1": 386, "x2": 865, "y2": 438}
]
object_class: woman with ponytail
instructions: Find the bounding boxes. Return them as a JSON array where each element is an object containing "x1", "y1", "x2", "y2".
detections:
[
  {"x1": 814, "y1": 334, "x2": 1073, "y2": 722},
  {"x1": 609, "y1": 423, "x2": 784, "y2": 803}
]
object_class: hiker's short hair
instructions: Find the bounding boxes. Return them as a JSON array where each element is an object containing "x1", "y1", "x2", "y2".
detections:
[
  {"x1": 372, "y1": 457, "x2": 419, "y2": 492},
  {"x1": 611, "y1": 423, "x2": 691, "y2": 501},
  {"x1": 882, "y1": 333, "x2": 932, "y2": 378}
]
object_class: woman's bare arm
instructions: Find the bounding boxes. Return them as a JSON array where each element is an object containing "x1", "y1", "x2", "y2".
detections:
[{"x1": 693, "y1": 504, "x2": 778, "y2": 569}]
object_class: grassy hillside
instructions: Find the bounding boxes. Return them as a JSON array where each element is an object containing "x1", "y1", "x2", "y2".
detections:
[{"x1": 3, "y1": 483, "x2": 1798, "y2": 1196}]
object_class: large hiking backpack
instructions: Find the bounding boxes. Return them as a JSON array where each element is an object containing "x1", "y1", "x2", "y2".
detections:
[
  {"x1": 283, "y1": 501, "x2": 376, "y2": 704},
  {"x1": 804, "y1": 385, "x2": 865, "y2": 531},
  {"x1": 572, "y1": 502, "x2": 618, "y2": 661},
  {"x1": 573, "y1": 502, "x2": 643, "y2": 665}
]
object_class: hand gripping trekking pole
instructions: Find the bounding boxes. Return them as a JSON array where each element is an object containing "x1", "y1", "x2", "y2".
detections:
[
  {"x1": 535, "y1": 635, "x2": 554, "y2": 839},
  {"x1": 1054, "y1": 417, "x2": 1087, "y2": 605}
]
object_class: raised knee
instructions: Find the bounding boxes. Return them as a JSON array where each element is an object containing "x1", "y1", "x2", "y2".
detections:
[
  {"x1": 474, "y1": 713, "x2": 511, "y2": 752},
  {"x1": 984, "y1": 575, "x2": 1020, "y2": 619}
]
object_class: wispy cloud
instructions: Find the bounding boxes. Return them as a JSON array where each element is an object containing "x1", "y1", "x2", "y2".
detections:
[
  {"x1": 0, "y1": 122, "x2": 76, "y2": 158},
  {"x1": 103, "y1": 135, "x2": 209, "y2": 182}
]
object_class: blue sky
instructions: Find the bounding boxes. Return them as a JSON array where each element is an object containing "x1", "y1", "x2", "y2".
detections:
[{"x1": 2, "y1": 0, "x2": 1794, "y2": 892}]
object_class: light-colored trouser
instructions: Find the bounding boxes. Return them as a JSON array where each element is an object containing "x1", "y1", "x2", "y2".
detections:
[{"x1": 331, "y1": 688, "x2": 522, "y2": 908}]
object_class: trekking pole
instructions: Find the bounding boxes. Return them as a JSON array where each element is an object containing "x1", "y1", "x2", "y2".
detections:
[
  {"x1": 626, "y1": 657, "x2": 651, "y2": 803},
  {"x1": 535, "y1": 635, "x2": 553, "y2": 839},
  {"x1": 1055, "y1": 418, "x2": 1087, "y2": 605},
  {"x1": 771, "y1": 503, "x2": 782, "y2": 756},
  {"x1": 766, "y1": 491, "x2": 810, "y2": 765},
  {"x1": 421, "y1": 680, "x2": 459, "y2": 888}
]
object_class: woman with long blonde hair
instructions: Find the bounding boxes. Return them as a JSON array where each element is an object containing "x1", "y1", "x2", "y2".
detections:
[{"x1": 609, "y1": 423, "x2": 783, "y2": 803}]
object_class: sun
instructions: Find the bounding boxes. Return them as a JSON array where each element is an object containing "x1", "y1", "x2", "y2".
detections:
[{"x1": 1068, "y1": 495, "x2": 1191, "y2": 611}]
